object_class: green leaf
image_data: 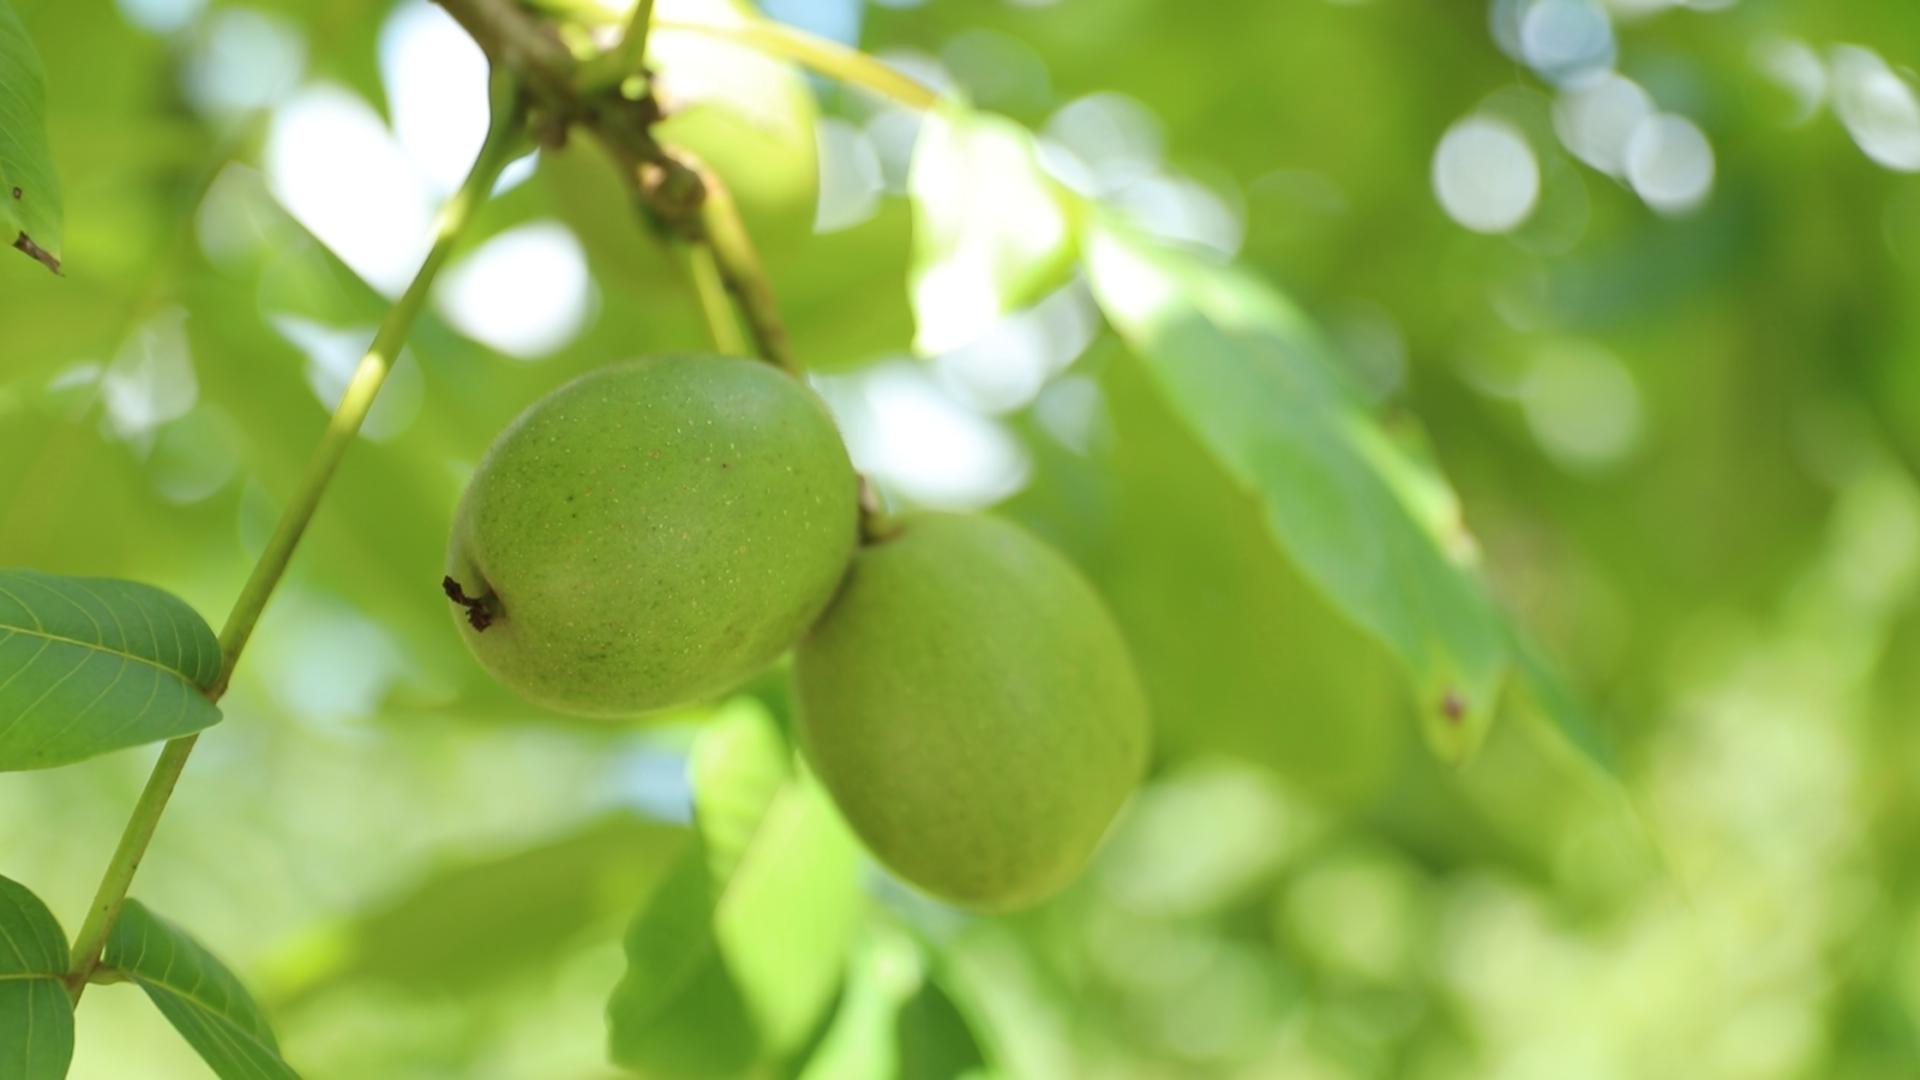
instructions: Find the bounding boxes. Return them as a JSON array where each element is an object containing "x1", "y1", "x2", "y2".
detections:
[
  {"x1": 689, "y1": 697, "x2": 791, "y2": 887},
  {"x1": 1009, "y1": 343, "x2": 1406, "y2": 800},
  {"x1": 909, "y1": 103, "x2": 1073, "y2": 354},
  {"x1": 1084, "y1": 223, "x2": 1510, "y2": 762},
  {"x1": 283, "y1": 812, "x2": 690, "y2": 1000},
  {"x1": 795, "y1": 938, "x2": 900, "y2": 1080},
  {"x1": 711, "y1": 780, "x2": 864, "y2": 1052},
  {"x1": 609, "y1": 709, "x2": 865, "y2": 1077},
  {"x1": 0, "y1": 1, "x2": 61, "y2": 273},
  {"x1": 0, "y1": 875, "x2": 74, "y2": 1079},
  {"x1": 797, "y1": 924, "x2": 975, "y2": 1080},
  {"x1": 1512, "y1": 634, "x2": 1619, "y2": 777},
  {"x1": 101, "y1": 900, "x2": 298, "y2": 1080},
  {"x1": 897, "y1": 976, "x2": 989, "y2": 1080},
  {"x1": 607, "y1": 851, "x2": 761, "y2": 1078},
  {"x1": 0, "y1": 570, "x2": 223, "y2": 771}
]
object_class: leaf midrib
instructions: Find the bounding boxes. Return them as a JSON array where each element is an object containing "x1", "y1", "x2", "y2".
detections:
[
  {"x1": 0, "y1": 622, "x2": 211, "y2": 691},
  {"x1": 106, "y1": 968, "x2": 279, "y2": 1059}
]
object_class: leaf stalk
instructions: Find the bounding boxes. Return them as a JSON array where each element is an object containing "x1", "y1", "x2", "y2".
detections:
[{"x1": 63, "y1": 72, "x2": 531, "y2": 1002}]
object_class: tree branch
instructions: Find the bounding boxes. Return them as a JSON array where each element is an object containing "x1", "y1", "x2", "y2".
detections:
[
  {"x1": 437, "y1": 0, "x2": 890, "y2": 533},
  {"x1": 679, "y1": 149, "x2": 794, "y2": 372},
  {"x1": 436, "y1": 0, "x2": 576, "y2": 103},
  {"x1": 437, "y1": 0, "x2": 796, "y2": 371},
  {"x1": 64, "y1": 70, "x2": 531, "y2": 1001},
  {"x1": 686, "y1": 242, "x2": 746, "y2": 355}
]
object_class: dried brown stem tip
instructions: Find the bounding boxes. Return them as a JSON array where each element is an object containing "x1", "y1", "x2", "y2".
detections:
[{"x1": 443, "y1": 576, "x2": 500, "y2": 632}]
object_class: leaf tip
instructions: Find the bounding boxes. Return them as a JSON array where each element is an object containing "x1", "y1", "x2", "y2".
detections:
[{"x1": 12, "y1": 231, "x2": 61, "y2": 275}]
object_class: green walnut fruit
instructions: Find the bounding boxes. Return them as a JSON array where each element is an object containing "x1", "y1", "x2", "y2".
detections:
[
  {"x1": 794, "y1": 513, "x2": 1151, "y2": 910},
  {"x1": 445, "y1": 355, "x2": 857, "y2": 717}
]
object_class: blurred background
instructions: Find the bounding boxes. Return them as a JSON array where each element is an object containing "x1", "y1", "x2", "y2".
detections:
[{"x1": 2, "y1": 0, "x2": 1918, "y2": 1076}]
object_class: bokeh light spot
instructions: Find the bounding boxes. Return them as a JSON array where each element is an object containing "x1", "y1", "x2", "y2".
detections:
[
  {"x1": 814, "y1": 362, "x2": 1029, "y2": 510},
  {"x1": 115, "y1": 0, "x2": 205, "y2": 34},
  {"x1": 1521, "y1": 341, "x2": 1642, "y2": 469},
  {"x1": 1520, "y1": 0, "x2": 1616, "y2": 88},
  {"x1": 1753, "y1": 37, "x2": 1827, "y2": 126},
  {"x1": 381, "y1": 0, "x2": 494, "y2": 197},
  {"x1": 1625, "y1": 113, "x2": 1715, "y2": 215},
  {"x1": 1831, "y1": 46, "x2": 1920, "y2": 173},
  {"x1": 932, "y1": 279, "x2": 1100, "y2": 415},
  {"x1": 1553, "y1": 72, "x2": 1653, "y2": 176},
  {"x1": 436, "y1": 223, "x2": 594, "y2": 360},
  {"x1": 181, "y1": 7, "x2": 306, "y2": 117},
  {"x1": 1040, "y1": 92, "x2": 1165, "y2": 197},
  {"x1": 103, "y1": 308, "x2": 198, "y2": 445},
  {"x1": 267, "y1": 85, "x2": 434, "y2": 296},
  {"x1": 1433, "y1": 116, "x2": 1541, "y2": 234},
  {"x1": 814, "y1": 118, "x2": 884, "y2": 233},
  {"x1": 150, "y1": 406, "x2": 244, "y2": 505},
  {"x1": 272, "y1": 315, "x2": 425, "y2": 441}
]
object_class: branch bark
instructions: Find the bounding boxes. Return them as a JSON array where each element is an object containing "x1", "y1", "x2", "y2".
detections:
[
  {"x1": 436, "y1": 0, "x2": 796, "y2": 371},
  {"x1": 437, "y1": 0, "x2": 892, "y2": 530}
]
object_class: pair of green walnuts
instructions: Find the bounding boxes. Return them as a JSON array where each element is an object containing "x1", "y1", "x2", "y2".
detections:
[{"x1": 443, "y1": 356, "x2": 1150, "y2": 910}]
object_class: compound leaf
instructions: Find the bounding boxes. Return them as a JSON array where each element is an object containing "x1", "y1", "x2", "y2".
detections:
[
  {"x1": 0, "y1": 875, "x2": 73, "y2": 1079},
  {"x1": 101, "y1": 900, "x2": 297, "y2": 1080},
  {"x1": 0, "y1": 570, "x2": 222, "y2": 771},
  {"x1": 0, "y1": 1, "x2": 62, "y2": 272}
]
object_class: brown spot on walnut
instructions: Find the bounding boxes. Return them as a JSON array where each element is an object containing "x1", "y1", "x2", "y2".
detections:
[
  {"x1": 443, "y1": 576, "x2": 500, "y2": 631},
  {"x1": 10, "y1": 187, "x2": 20, "y2": 200},
  {"x1": 1440, "y1": 691, "x2": 1467, "y2": 724}
]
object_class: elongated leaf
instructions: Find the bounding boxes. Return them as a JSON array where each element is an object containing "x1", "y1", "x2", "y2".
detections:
[
  {"x1": 898, "y1": 976, "x2": 989, "y2": 1080},
  {"x1": 0, "y1": 1, "x2": 61, "y2": 273},
  {"x1": 796, "y1": 949, "x2": 897, "y2": 1080},
  {"x1": 609, "y1": 709, "x2": 864, "y2": 1077},
  {"x1": 607, "y1": 851, "x2": 761, "y2": 1078},
  {"x1": 795, "y1": 922, "x2": 991, "y2": 1080},
  {"x1": 689, "y1": 697, "x2": 790, "y2": 887},
  {"x1": 101, "y1": 900, "x2": 298, "y2": 1080},
  {"x1": 280, "y1": 812, "x2": 690, "y2": 1001},
  {"x1": 1009, "y1": 344, "x2": 1405, "y2": 797},
  {"x1": 795, "y1": 925, "x2": 916, "y2": 1080},
  {"x1": 1085, "y1": 223, "x2": 1510, "y2": 762},
  {"x1": 937, "y1": 926, "x2": 1074, "y2": 1079},
  {"x1": 712, "y1": 780, "x2": 863, "y2": 1051},
  {"x1": 0, "y1": 570, "x2": 223, "y2": 771},
  {"x1": 1512, "y1": 633, "x2": 1618, "y2": 776},
  {"x1": 0, "y1": 875, "x2": 73, "y2": 1079}
]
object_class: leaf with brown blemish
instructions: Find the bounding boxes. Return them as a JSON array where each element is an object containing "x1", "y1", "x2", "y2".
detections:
[
  {"x1": 12, "y1": 230, "x2": 56, "y2": 273},
  {"x1": 1087, "y1": 222, "x2": 1512, "y2": 764},
  {"x1": 0, "y1": 1, "x2": 63, "y2": 275}
]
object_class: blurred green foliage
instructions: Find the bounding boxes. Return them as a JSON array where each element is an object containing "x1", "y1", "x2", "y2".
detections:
[{"x1": 2, "y1": 0, "x2": 1919, "y2": 1077}]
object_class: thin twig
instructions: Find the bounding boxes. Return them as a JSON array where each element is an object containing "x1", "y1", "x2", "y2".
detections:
[
  {"x1": 686, "y1": 243, "x2": 746, "y2": 355},
  {"x1": 504, "y1": 0, "x2": 940, "y2": 111},
  {"x1": 676, "y1": 149, "x2": 795, "y2": 373},
  {"x1": 614, "y1": 0, "x2": 657, "y2": 84},
  {"x1": 435, "y1": 0, "x2": 888, "y2": 527},
  {"x1": 64, "y1": 73, "x2": 531, "y2": 1001},
  {"x1": 858, "y1": 478, "x2": 897, "y2": 544}
]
